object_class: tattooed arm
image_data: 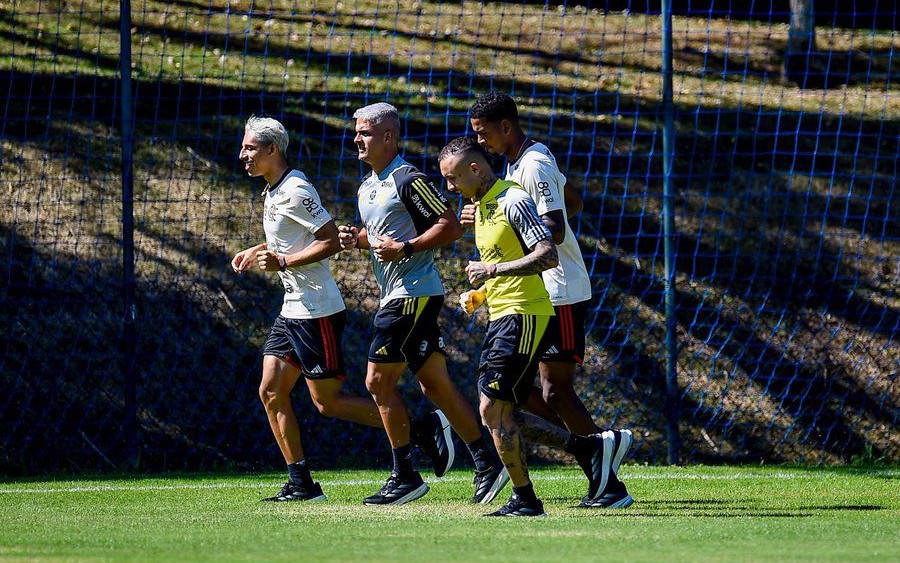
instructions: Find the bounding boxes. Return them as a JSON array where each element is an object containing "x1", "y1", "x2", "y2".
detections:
[
  {"x1": 466, "y1": 240, "x2": 558, "y2": 286},
  {"x1": 465, "y1": 189, "x2": 559, "y2": 287}
]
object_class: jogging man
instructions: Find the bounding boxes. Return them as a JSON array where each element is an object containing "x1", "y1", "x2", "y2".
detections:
[
  {"x1": 338, "y1": 103, "x2": 508, "y2": 506},
  {"x1": 231, "y1": 116, "x2": 446, "y2": 503},
  {"x1": 439, "y1": 136, "x2": 565, "y2": 516},
  {"x1": 464, "y1": 92, "x2": 633, "y2": 509}
]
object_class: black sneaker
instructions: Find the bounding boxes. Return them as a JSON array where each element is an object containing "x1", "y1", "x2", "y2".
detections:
[
  {"x1": 484, "y1": 493, "x2": 546, "y2": 517},
  {"x1": 411, "y1": 410, "x2": 455, "y2": 478},
  {"x1": 261, "y1": 481, "x2": 327, "y2": 502},
  {"x1": 363, "y1": 472, "x2": 430, "y2": 505},
  {"x1": 471, "y1": 464, "x2": 510, "y2": 504},
  {"x1": 580, "y1": 474, "x2": 634, "y2": 508},
  {"x1": 570, "y1": 432, "x2": 614, "y2": 501},
  {"x1": 610, "y1": 429, "x2": 633, "y2": 474}
]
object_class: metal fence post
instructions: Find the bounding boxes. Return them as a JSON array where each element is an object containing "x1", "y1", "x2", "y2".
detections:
[
  {"x1": 661, "y1": 0, "x2": 681, "y2": 465},
  {"x1": 119, "y1": 0, "x2": 138, "y2": 470}
]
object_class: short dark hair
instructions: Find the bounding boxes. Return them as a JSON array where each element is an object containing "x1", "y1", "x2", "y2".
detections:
[
  {"x1": 469, "y1": 91, "x2": 519, "y2": 123},
  {"x1": 438, "y1": 136, "x2": 488, "y2": 164}
]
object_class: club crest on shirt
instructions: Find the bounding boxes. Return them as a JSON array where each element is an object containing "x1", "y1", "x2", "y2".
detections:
[{"x1": 480, "y1": 202, "x2": 498, "y2": 224}]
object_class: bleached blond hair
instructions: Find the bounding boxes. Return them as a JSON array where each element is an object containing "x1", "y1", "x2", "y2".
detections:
[{"x1": 244, "y1": 115, "x2": 289, "y2": 155}]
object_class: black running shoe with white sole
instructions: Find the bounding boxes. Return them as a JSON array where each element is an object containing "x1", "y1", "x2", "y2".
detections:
[
  {"x1": 471, "y1": 465, "x2": 510, "y2": 504},
  {"x1": 580, "y1": 475, "x2": 634, "y2": 508},
  {"x1": 610, "y1": 429, "x2": 633, "y2": 474},
  {"x1": 411, "y1": 410, "x2": 455, "y2": 478},
  {"x1": 261, "y1": 481, "x2": 327, "y2": 502},
  {"x1": 570, "y1": 431, "x2": 614, "y2": 501},
  {"x1": 484, "y1": 493, "x2": 546, "y2": 517},
  {"x1": 363, "y1": 472, "x2": 430, "y2": 505}
]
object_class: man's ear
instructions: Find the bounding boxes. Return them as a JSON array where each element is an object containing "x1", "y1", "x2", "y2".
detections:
[
  {"x1": 384, "y1": 130, "x2": 394, "y2": 144},
  {"x1": 501, "y1": 119, "x2": 513, "y2": 136}
]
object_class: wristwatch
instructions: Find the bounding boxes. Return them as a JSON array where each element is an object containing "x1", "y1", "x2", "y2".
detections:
[{"x1": 402, "y1": 241, "x2": 415, "y2": 258}]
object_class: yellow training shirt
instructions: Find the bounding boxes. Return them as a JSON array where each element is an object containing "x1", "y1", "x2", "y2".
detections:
[{"x1": 475, "y1": 180, "x2": 556, "y2": 320}]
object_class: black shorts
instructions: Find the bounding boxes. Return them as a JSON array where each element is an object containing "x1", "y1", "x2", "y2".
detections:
[
  {"x1": 262, "y1": 311, "x2": 345, "y2": 379},
  {"x1": 478, "y1": 313, "x2": 553, "y2": 406},
  {"x1": 540, "y1": 300, "x2": 588, "y2": 364},
  {"x1": 368, "y1": 295, "x2": 447, "y2": 374}
]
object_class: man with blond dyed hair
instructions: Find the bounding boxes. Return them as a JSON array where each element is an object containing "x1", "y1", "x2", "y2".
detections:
[{"x1": 232, "y1": 116, "x2": 446, "y2": 503}]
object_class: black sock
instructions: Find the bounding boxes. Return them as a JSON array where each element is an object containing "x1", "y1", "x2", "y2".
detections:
[
  {"x1": 408, "y1": 416, "x2": 424, "y2": 446},
  {"x1": 465, "y1": 437, "x2": 494, "y2": 472},
  {"x1": 392, "y1": 444, "x2": 415, "y2": 476},
  {"x1": 513, "y1": 482, "x2": 538, "y2": 503},
  {"x1": 287, "y1": 459, "x2": 313, "y2": 487}
]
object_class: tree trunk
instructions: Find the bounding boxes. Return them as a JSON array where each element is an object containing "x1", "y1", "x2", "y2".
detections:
[{"x1": 783, "y1": 0, "x2": 821, "y2": 87}]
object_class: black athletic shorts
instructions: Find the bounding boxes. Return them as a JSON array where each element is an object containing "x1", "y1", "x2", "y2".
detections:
[
  {"x1": 263, "y1": 311, "x2": 345, "y2": 379},
  {"x1": 368, "y1": 295, "x2": 447, "y2": 374},
  {"x1": 478, "y1": 313, "x2": 554, "y2": 406},
  {"x1": 540, "y1": 300, "x2": 588, "y2": 364}
]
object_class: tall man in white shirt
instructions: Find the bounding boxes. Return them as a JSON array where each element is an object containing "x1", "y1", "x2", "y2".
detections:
[{"x1": 463, "y1": 92, "x2": 633, "y2": 508}]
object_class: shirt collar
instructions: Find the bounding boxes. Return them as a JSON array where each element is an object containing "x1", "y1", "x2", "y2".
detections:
[
  {"x1": 262, "y1": 168, "x2": 293, "y2": 196},
  {"x1": 481, "y1": 178, "x2": 510, "y2": 202},
  {"x1": 374, "y1": 154, "x2": 405, "y2": 182}
]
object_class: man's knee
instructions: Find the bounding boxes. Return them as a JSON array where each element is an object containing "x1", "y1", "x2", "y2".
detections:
[
  {"x1": 366, "y1": 367, "x2": 395, "y2": 398},
  {"x1": 541, "y1": 364, "x2": 575, "y2": 404},
  {"x1": 542, "y1": 382, "x2": 563, "y2": 407},
  {"x1": 479, "y1": 397, "x2": 506, "y2": 430},
  {"x1": 365, "y1": 369, "x2": 383, "y2": 391},
  {"x1": 258, "y1": 384, "x2": 283, "y2": 409},
  {"x1": 311, "y1": 394, "x2": 340, "y2": 418}
]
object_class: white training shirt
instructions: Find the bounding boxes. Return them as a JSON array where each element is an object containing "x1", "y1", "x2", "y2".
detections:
[
  {"x1": 262, "y1": 169, "x2": 345, "y2": 319},
  {"x1": 505, "y1": 141, "x2": 592, "y2": 306}
]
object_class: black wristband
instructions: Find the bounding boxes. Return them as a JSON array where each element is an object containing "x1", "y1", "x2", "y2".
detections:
[{"x1": 402, "y1": 241, "x2": 415, "y2": 258}]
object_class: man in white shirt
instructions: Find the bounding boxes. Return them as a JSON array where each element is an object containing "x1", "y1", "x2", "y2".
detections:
[
  {"x1": 463, "y1": 92, "x2": 633, "y2": 508},
  {"x1": 232, "y1": 116, "x2": 445, "y2": 503}
]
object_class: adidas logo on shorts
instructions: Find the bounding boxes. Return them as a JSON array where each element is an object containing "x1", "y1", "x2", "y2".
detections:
[
  {"x1": 309, "y1": 365, "x2": 324, "y2": 374},
  {"x1": 546, "y1": 345, "x2": 559, "y2": 354}
]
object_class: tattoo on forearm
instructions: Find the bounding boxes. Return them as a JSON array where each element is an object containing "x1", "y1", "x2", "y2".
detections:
[{"x1": 495, "y1": 240, "x2": 558, "y2": 277}]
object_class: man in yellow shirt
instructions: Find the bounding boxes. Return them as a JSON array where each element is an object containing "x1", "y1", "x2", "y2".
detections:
[{"x1": 438, "y1": 136, "x2": 559, "y2": 517}]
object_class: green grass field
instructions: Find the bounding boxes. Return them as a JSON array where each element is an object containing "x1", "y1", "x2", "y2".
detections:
[{"x1": 1, "y1": 465, "x2": 897, "y2": 562}]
